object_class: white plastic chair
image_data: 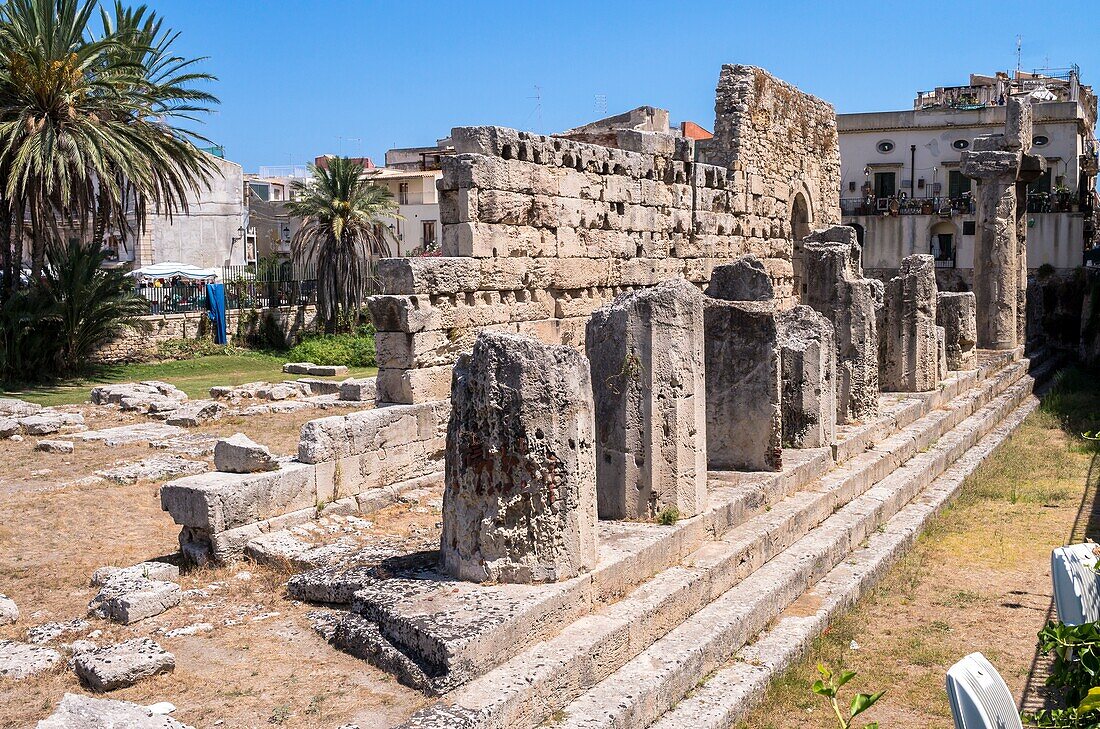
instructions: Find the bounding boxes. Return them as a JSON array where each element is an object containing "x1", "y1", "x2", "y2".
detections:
[
  {"x1": 1051, "y1": 543, "x2": 1100, "y2": 626},
  {"x1": 946, "y1": 652, "x2": 1022, "y2": 729}
]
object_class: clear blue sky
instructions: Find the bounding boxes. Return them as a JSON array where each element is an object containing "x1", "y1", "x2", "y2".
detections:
[{"x1": 143, "y1": 0, "x2": 1100, "y2": 172}]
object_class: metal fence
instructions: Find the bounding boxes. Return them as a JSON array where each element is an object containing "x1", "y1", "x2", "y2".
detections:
[{"x1": 137, "y1": 263, "x2": 318, "y2": 315}]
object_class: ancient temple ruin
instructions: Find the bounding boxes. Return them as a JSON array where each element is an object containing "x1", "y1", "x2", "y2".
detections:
[{"x1": 150, "y1": 62, "x2": 1047, "y2": 729}]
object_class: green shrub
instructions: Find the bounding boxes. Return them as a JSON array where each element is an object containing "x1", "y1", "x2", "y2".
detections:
[
  {"x1": 286, "y1": 331, "x2": 376, "y2": 367},
  {"x1": 656, "y1": 506, "x2": 680, "y2": 526}
]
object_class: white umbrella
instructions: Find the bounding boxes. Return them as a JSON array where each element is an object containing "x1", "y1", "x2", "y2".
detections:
[{"x1": 131, "y1": 262, "x2": 219, "y2": 282}]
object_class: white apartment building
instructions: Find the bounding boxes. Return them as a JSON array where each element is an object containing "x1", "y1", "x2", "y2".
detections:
[{"x1": 839, "y1": 68, "x2": 1098, "y2": 284}]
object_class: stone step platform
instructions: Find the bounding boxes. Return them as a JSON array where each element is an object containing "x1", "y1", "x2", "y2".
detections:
[
  {"x1": 384, "y1": 356, "x2": 1039, "y2": 728},
  {"x1": 546, "y1": 374, "x2": 1044, "y2": 729},
  {"x1": 648, "y1": 394, "x2": 1043, "y2": 729},
  {"x1": 318, "y1": 353, "x2": 1030, "y2": 703}
]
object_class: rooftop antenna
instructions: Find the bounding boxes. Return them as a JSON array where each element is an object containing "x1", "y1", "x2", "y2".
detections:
[
  {"x1": 1015, "y1": 35, "x2": 1022, "y2": 79},
  {"x1": 529, "y1": 85, "x2": 542, "y2": 128},
  {"x1": 595, "y1": 93, "x2": 607, "y2": 116}
]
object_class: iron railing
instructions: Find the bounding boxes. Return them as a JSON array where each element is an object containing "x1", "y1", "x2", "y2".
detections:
[
  {"x1": 137, "y1": 263, "x2": 318, "y2": 315},
  {"x1": 841, "y1": 196, "x2": 976, "y2": 217}
]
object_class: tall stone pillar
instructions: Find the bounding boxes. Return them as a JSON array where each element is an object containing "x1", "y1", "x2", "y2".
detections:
[
  {"x1": 961, "y1": 150, "x2": 1020, "y2": 350},
  {"x1": 442, "y1": 332, "x2": 598, "y2": 584},
  {"x1": 800, "y1": 226, "x2": 879, "y2": 424},
  {"x1": 586, "y1": 280, "x2": 707, "y2": 521},
  {"x1": 882, "y1": 254, "x2": 939, "y2": 392}
]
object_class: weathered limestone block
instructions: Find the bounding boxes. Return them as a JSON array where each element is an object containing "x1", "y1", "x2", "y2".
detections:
[
  {"x1": 882, "y1": 254, "x2": 940, "y2": 392},
  {"x1": 937, "y1": 292, "x2": 978, "y2": 370},
  {"x1": 37, "y1": 693, "x2": 194, "y2": 729},
  {"x1": 0, "y1": 639, "x2": 61, "y2": 679},
  {"x1": 442, "y1": 332, "x2": 597, "y2": 583},
  {"x1": 801, "y1": 226, "x2": 879, "y2": 423},
  {"x1": 706, "y1": 255, "x2": 775, "y2": 301},
  {"x1": 73, "y1": 639, "x2": 175, "y2": 692},
  {"x1": 1005, "y1": 95, "x2": 1033, "y2": 151},
  {"x1": 91, "y1": 562, "x2": 179, "y2": 587},
  {"x1": 586, "y1": 280, "x2": 707, "y2": 520},
  {"x1": 703, "y1": 299, "x2": 782, "y2": 471},
  {"x1": 214, "y1": 433, "x2": 279, "y2": 474},
  {"x1": 937, "y1": 326, "x2": 948, "y2": 381},
  {"x1": 0, "y1": 594, "x2": 17, "y2": 624},
  {"x1": 88, "y1": 575, "x2": 181, "y2": 624},
  {"x1": 36, "y1": 439, "x2": 74, "y2": 453},
  {"x1": 778, "y1": 306, "x2": 837, "y2": 448},
  {"x1": 26, "y1": 619, "x2": 89, "y2": 644},
  {"x1": 338, "y1": 377, "x2": 376, "y2": 402}
]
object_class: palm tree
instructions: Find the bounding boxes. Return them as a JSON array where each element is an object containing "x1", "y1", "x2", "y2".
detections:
[
  {"x1": 287, "y1": 157, "x2": 399, "y2": 333},
  {"x1": 0, "y1": 0, "x2": 217, "y2": 290}
]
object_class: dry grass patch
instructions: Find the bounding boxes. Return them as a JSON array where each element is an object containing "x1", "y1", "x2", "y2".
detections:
[{"x1": 737, "y1": 376, "x2": 1100, "y2": 728}]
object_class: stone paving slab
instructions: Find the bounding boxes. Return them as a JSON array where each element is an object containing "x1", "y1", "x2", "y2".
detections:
[
  {"x1": 0, "y1": 639, "x2": 61, "y2": 679},
  {"x1": 74, "y1": 638, "x2": 175, "y2": 691},
  {"x1": 36, "y1": 693, "x2": 193, "y2": 728},
  {"x1": 77, "y1": 423, "x2": 186, "y2": 446}
]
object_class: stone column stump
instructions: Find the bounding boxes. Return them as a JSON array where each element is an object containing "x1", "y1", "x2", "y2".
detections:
[
  {"x1": 442, "y1": 332, "x2": 598, "y2": 584},
  {"x1": 937, "y1": 292, "x2": 978, "y2": 371},
  {"x1": 800, "y1": 226, "x2": 880, "y2": 424},
  {"x1": 703, "y1": 299, "x2": 782, "y2": 471},
  {"x1": 882, "y1": 254, "x2": 939, "y2": 392},
  {"x1": 777, "y1": 306, "x2": 837, "y2": 449},
  {"x1": 586, "y1": 280, "x2": 707, "y2": 520}
]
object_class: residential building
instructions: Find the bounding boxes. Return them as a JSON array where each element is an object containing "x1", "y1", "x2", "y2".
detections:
[
  {"x1": 244, "y1": 165, "x2": 312, "y2": 259},
  {"x1": 557, "y1": 106, "x2": 713, "y2": 146},
  {"x1": 106, "y1": 151, "x2": 248, "y2": 268},
  {"x1": 839, "y1": 67, "x2": 1099, "y2": 286}
]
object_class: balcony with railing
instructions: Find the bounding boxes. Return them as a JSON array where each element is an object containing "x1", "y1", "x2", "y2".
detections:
[{"x1": 841, "y1": 196, "x2": 975, "y2": 217}]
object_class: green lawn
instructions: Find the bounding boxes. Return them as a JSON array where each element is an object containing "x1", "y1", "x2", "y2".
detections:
[{"x1": 1, "y1": 353, "x2": 378, "y2": 407}]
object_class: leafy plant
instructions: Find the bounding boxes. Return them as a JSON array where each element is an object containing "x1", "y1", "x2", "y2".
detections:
[
  {"x1": 1038, "y1": 621, "x2": 1100, "y2": 706},
  {"x1": 811, "y1": 664, "x2": 885, "y2": 729},
  {"x1": 285, "y1": 330, "x2": 375, "y2": 368},
  {"x1": 656, "y1": 506, "x2": 680, "y2": 526}
]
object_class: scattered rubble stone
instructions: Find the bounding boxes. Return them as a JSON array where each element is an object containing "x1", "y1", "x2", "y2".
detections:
[
  {"x1": 283, "y1": 362, "x2": 349, "y2": 376},
  {"x1": 164, "y1": 400, "x2": 224, "y2": 427},
  {"x1": 19, "y1": 413, "x2": 63, "y2": 435},
  {"x1": 88, "y1": 574, "x2": 181, "y2": 624},
  {"x1": 0, "y1": 639, "x2": 61, "y2": 679},
  {"x1": 163, "y1": 622, "x2": 213, "y2": 638},
  {"x1": 338, "y1": 377, "x2": 376, "y2": 402},
  {"x1": 36, "y1": 439, "x2": 74, "y2": 454},
  {"x1": 27, "y1": 619, "x2": 91, "y2": 644},
  {"x1": 96, "y1": 456, "x2": 207, "y2": 485},
  {"x1": 0, "y1": 397, "x2": 40, "y2": 417},
  {"x1": 150, "y1": 433, "x2": 220, "y2": 457},
  {"x1": 37, "y1": 693, "x2": 194, "y2": 728},
  {"x1": 91, "y1": 562, "x2": 180, "y2": 587},
  {"x1": 77, "y1": 423, "x2": 186, "y2": 446},
  {"x1": 74, "y1": 638, "x2": 175, "y2": 691},
  {"x1": 0, "y1": 417, "x2": 19, "y2": 438},
  {"x1": 91, "y1": 381, "x2": 188, "y2": 411},
  {"x1": 0, "y1": 593, "x2": 17, "y2": 624},
  {"x1": 214, "y1": 433, "x2": 279, "y2": 473}
]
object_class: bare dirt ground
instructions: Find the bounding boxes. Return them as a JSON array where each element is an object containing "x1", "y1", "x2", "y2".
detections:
[
  {"x1": 0, "y1": 396, "x2": 436, "y2": 728},
  {"x1": 736, "y1": 393, "x2": 1098, "y2": 728}
]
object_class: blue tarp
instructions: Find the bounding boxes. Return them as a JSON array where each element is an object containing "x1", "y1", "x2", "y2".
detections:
[{"x1": 206, "y1": 283, "x2": 228, "y2": 345}]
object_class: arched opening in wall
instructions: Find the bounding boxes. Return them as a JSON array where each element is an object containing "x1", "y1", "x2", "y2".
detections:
[
  {"x1": 791, "y1": 192, "x2": 811, "y2": 299},
  {"x1": 929, "y1": 221, "x2": 957, "y2": 269}
]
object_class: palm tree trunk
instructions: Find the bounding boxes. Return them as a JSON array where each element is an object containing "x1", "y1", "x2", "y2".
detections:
[
  {"x1": 12, "y1": 200, "x2": 24, "y2": 291},
  {"x1": 0, "y1": 199, "x2": 11, "y2": 302},
  {"x1": 92, "y1": 180, "x2": 110, "y2": 252},
  {"x1": 29, "y1": 195, "x2": 44, "y2": 282}
]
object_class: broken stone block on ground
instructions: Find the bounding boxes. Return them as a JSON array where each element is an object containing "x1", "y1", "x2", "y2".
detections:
[
  {"x1": 882, "y1": 254, "x2": 939, "y2": 392},
  {"x1": 73, "y1": 638, "x2": 175, "y2": 692},
  {"x1": 96, "y1": 456, "x2": 207, "y2": 485},
  {"x1": 19, "y1": 414, "x2": 63, "y2": 435},
  {"x1": 90, "y1": 562, "x2": 180, "y2": 587},
  {"x1": 37, "y1": 693, "x2": 194, "y2": 729},
  {"x1": 214, "y1": 433, "x2": 279, "y2": 473},
  {"x1": 586, "y1": 279, "x2": 707, "y2": 520},
  {"x1": 937, "y1": 291, "x2": 978, "y2": 370},
  {"x1": 36, "y1": 439, "x2": 74, "y2": 453},
  {"x1": 0, "y1": 593, "x2": 17, "y2": 624},
  {"x1": 0, "y1": 417, "x2": 19, "y2": 438},
  {"x1": 339, "y1": 377, "x2": 377, "y2": 402},
  {"x1": 27, "y1": 619, "x2": 90, "y2": 644},
  {"x1": 164, "y1": 400, "x2": 224, "y2": 427},
  {"x1": 778, "y1": 305, "x2": 837, "y2": 449},
  {"x1": 77, "y1": 423, "x2": 186, "y2": 446},
  {"x1": 801, "y1": 225, "x2": 880, "y2": 423},
  {"x1": 88, "y1": 574, "x2": 181, "y2": 624},
  {"x1": 0, "y1": 397, "x2": 40, "y2": 417},
  {"x1": 442, "y1": 331, "x2": 598, "y2": 583},
  {"x1": 0, "y1": 639, "x2": 61, "y2": 679},
  {"x1": 283, "y1": 362, "x2": 349, "y2": 377},
  {"x1": 703, "y1": 298, "x2": 782, "y2": 471}
]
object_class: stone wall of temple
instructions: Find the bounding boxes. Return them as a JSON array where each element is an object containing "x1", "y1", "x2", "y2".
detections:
[{"x1": 368, "y1": 66, "x2": 841, "y2": 404}]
